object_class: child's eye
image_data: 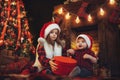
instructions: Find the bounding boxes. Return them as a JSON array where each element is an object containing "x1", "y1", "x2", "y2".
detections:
[
  {"x1": 55, "y1": 32, "x2": 58, "y2": 34},
  {"x1": 50, "y1": 31, "x2": 53, "y2": 33}
]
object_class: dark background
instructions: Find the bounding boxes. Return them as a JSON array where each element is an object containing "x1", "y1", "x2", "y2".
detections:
[{"x1": 22, "y1": 0, "x2": 65, "y2": 46}]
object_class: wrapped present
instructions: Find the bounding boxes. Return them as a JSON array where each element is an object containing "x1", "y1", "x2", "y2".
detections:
[{"x1": 53, "y1": 56, "x2": 77, "y2": 76}]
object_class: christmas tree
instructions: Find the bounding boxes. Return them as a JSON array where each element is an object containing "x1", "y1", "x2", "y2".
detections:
[{"x1": 0, "y1": 0, "x2": 35, "y2": 58}]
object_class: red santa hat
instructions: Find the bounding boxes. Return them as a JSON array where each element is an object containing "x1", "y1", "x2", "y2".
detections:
[
  {"x1": 76, "y1": 34, "x2": 93, "y2": 49},
  {"x1": 38, "y1": 22, "x2": 61, "y2": 43}
]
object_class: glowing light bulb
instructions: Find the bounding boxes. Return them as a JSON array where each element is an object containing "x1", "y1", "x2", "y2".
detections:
[
  {"x1": 65, "y1": 13, "x2": 70, "y2": 20},
  {"x1": 58, "y1": 8, "x2": 63, "y2": 14},
  {"x1": 109, "y1": 0, "x2": 116, "y2": 5},
  {"x1": 75, "y1": 16, "x2": 80, "y2": 24},
  {"x1": 100, "y1": 8, "x2": 105, "y2": 16},
  {"x1": 11, "y1": 1, "x2": 16, "y2": 5},
  {"x1": 87, "y1": 14, "x2": 92, "y2": 22}
]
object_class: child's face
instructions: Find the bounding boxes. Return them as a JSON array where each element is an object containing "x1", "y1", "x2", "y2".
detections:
[
  {"x1": 49, "y1": 29, "x2": 59, "y2": 41},
  {"x1": 76, "y1": 37, "x2": 88, "y2": 50}
]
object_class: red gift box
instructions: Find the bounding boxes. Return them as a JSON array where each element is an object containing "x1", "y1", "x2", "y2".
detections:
[{"x1": 53, "y1": 56, "x2": 77, "y2": 76}]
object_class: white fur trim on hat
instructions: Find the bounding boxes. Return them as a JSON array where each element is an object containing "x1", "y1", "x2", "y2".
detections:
[
  {"x1": 44, "y1": 23, "x2": 60, "y2": 38},
  {"x1": 76, "y1": 34, "x2": 92, "y2": 48},
  {"x1": 38, "y1": 37, "x2": 45, "y2": 45}
]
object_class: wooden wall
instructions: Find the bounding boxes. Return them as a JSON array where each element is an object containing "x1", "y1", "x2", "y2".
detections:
[{"x1": 98, "y1": 21, "x2": 120, "y2": 77}]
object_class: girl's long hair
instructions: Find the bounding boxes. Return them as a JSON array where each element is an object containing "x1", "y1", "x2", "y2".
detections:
[{"x1": 46, "y1": 29, "x2": 62, "y2": 47}]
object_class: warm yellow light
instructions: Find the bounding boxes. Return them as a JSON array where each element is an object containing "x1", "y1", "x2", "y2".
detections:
[
  {"x1": 11, "y1": 1, "x2": 16, "y2": 5},
  {"x1": 75, "y1": 16, "x2": 80, "y2": 24},
  {"x1": 58, "y1": 7, "x2": 63, "y2": 14},
  {"x1": 109, "y1": 0, "x2": 116, "y2": 5},
  {"x1": 100, "y1": 8, "x2": 105, "y2": 16},
  {"x1": 87, "y1": 14, "x2": 92, "y2": 22},
  {"x1": 65, "y1": 13, "x2": 70, "y2": 20}
]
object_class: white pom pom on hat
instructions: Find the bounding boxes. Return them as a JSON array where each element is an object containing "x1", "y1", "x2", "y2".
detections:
[
  {"x1": 38, "y1": 22, "x2": 61, "y2": 43},
  {"x1": 76, "y1": 34, "x2": 93, "y2": 49}
]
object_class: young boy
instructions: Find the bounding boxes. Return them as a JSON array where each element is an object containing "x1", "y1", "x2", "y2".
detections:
[{"x1": 67, "y1": 34, "x2": 98, "y2": 77}]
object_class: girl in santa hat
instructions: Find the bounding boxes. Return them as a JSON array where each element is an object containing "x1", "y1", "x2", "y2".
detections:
[
  {"x1": 67, "y1": 34, "x2": 98, "y2": 77},
  {"x1": 36, "y1": 22, "x2": 66, "y2": 74}
]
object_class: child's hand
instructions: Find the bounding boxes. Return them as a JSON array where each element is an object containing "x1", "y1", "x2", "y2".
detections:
[
  {"x1": 49, "y1": 58, "x2": 58, "y2": 71},
  {"x1": 67, "y1": 49, "x2": 75, "y2": 55},
  {"x1": 83, "y1": 54, "x2": 98, "y2": 63},
  {"x1": 83, "y1": 54, "x2": 91, "y2": 59}
]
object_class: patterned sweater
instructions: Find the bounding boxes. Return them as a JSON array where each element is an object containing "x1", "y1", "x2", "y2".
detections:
[
  {"x1": 72, "y1": 49, "x2": 96, "y2": 71},
  {"x1": 38, "y1": 46, "x2": 67, "y2": 69}
]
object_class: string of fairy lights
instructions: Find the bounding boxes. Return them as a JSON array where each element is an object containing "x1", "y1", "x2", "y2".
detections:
[{"x1": 53, "y1": 0, "x2": 118, "y2": 26}]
